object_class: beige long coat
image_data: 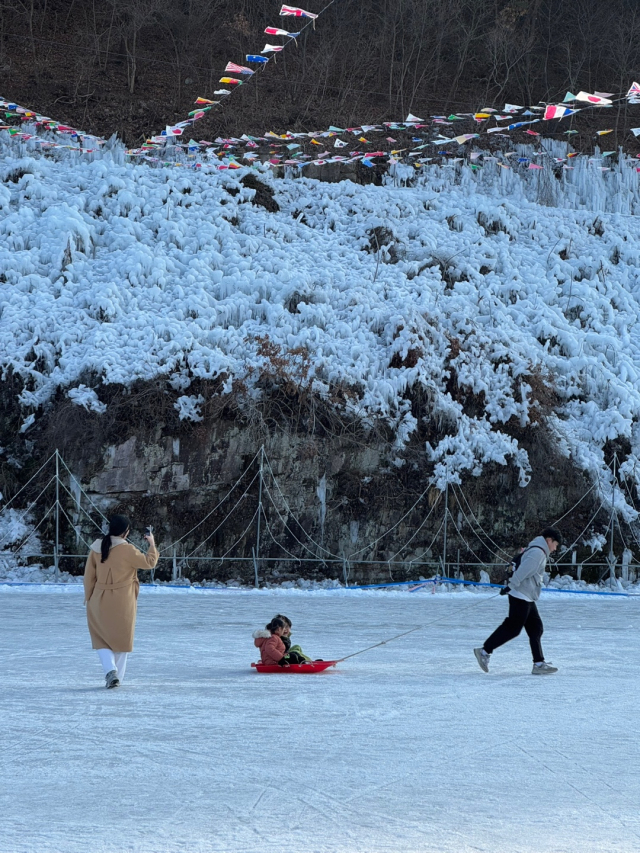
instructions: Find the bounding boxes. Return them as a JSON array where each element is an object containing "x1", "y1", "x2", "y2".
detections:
[{"x1": 84, "y1": 537, "x2": 159, "y2": 652}]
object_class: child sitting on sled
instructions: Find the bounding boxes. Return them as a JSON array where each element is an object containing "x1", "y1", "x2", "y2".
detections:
[
  {"x1": 275, "y1": 614, "x2": 312, "y2": 663},
  {"x1": 253, "y1": 617, "x2": 289, "y2": 666},
  {"x1": 253, "y1": 616, "x2": 312, "y2": 666}
]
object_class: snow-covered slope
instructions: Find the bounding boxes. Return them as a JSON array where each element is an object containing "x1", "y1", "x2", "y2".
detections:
[{"x1": 1, "y1": 144, "x2": 640, "y2": 507}]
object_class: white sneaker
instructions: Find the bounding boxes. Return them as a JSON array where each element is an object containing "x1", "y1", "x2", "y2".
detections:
[
  {"x1": 532, "y1": 661, "x2": 558, "y2": 675},
  {"x1": 474, "y1": 648, "x2": 490, "y2": 673}
]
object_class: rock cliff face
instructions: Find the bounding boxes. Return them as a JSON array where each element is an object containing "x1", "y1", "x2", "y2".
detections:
[
  {"x1": 22, "y1": 383, "x2": 596, "y2": 585},
  {"x1": 2, "y1": 156, "x2": 633, "y2": 581}
]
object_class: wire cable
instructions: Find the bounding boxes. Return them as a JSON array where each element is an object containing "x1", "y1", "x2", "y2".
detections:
[
  {"x1": 8, "y1": 502, "x2": 55, "y2": 554},
  {"x1": 618, "y1": 476, "x2": 640, "y2": 552},
  {"x1": 183, "y1": 470, "x2": 260, "y2": 559},
  {"x1": 56, "y1": 502, "x2": 93, "y2": 551},
  {"x1": 563, "y1": 499, "x2": 609, "y2": 554},
  {"x1": 259, "y1": 510, "x2": 303, "y2": 563},
  {"x1": 0, "y1": 453, "x2": 55, "y2": 514},
  {"x1": 263, "y1": 448, "x2": 435, "y2": 560},
  {"x1": 551, "y1": 478, "x2": 598, "y2": 527},
  {"x1": 260, "y1": 478, "x2": 332, "y2": 560},
  {"x1": 0, "y1": 475, "x2": 57, "y2": 550},
  {"x1": 217, "y1": 508, "x2": 260, "y2": 561},
  {"x1": 452, "y1": 484, "x2": 512, "y2": 561},
  {"x1": 384, "y1": 492, "x2": 443, "y2": 563},
  {"x1": 337, "y1": 591, "x2": 501, "y2": 661},
  {"x1": 160, "y1": 448, "x2": 260, "y2": 553},
  {"x1": 56, "y1": 478, "x2": 105, "y2": 532},
  {"x1": 445, "y1": 509, "x2": 491, "y2": 570},
  {"x1": 56, "y1": 455, "x2": 109, "y2": 522}
]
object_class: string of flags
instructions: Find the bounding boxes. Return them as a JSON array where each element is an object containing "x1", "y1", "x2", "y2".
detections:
[
  {"x1": 124, "y1": 0, "x2": 640, "y2": 172},
  {"x1": 3, "y1": 0, "x2": 640, "y2": 178},
  {"x1": 0, "y1": 98, "x2": 107, "y2": 151},
  {"x1": 138, "y1": 4, "x2": 317, "y2": 147},
  {"x1": 121, "y1": 80, "x2": 640, "y2": 175},
  {"x1": 5, "y1": 85, "x2": 640, "y2": 177}
]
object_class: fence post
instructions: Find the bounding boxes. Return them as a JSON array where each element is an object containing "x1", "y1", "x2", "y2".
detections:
[
  {"x1": 607, "y1": 551, "x2": 617, "y2": 582},
  {"x1": 54, "y1": 450, "x2": 60, "y2": 580},
  {"x1": 342, "y1": 554, "x2": 348, "y2": 588},
  {"x1": 441, "y1": 475, "x2": 449, "y2": 577},
  {"x1": 172, "y1": 546, "x2": 177, "y2": 582},
  {"x1": 252, "y1": 546, "x2": 259, "y2": 589},
  {"x1": 254, "y1": 446, "x2": 264, "y2": 577},
  {"x1": 607, "y1": 453, "x2": 617, "y2": 581}
]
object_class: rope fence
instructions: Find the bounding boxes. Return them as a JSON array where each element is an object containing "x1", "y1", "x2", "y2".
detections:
[{"x1": 0, "y1": 447, "x2": 639, "y2": 587}]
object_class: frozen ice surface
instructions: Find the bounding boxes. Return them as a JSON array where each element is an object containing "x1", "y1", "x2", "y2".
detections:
[{"x1": 1, "y1": 587, "x2": 639, "y2": 853}]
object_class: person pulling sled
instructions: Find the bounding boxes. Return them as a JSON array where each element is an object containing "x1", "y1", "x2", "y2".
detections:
[{"x1": 474, "y1": 527, "x2": 562, "y2": 675}]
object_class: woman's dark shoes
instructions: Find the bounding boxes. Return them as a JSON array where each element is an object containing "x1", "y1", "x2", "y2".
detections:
[{"x1": 105, "y1": 670, "x2": 120, "y2": 689}]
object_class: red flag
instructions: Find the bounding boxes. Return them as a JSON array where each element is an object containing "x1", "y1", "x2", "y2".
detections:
[
  {"x1": 265, "y1": 26, "x2": 300, "y2": 36},
  {"x1": 225, "y1": 62, "x2": 254, "y2": 75},
  {"x1": 280, "y1": 5, "x2": 318, "y2": 18}
]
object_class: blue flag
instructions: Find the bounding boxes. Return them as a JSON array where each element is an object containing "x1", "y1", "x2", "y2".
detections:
[{"x1": 246, "y1": 55, "x2": 269, "y2": 64}]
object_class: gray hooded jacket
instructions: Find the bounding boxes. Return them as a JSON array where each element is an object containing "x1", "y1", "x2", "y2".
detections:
[{"x1": 508, "y1": 535, "x2": 550, "y2": 602}]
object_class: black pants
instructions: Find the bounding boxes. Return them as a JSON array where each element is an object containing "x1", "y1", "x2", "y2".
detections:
[{"x1": 483, "y1": 595, "x2": 544, "y2": 662}]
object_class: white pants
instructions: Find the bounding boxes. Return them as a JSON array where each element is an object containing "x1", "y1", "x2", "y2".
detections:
[{"x1": 97, "y1": 649, "x2": 128, "y2": 681}]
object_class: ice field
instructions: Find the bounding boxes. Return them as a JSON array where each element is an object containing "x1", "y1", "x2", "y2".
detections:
[{"x1": 1, "y1": 585, "x2": 640, "y2": 853}]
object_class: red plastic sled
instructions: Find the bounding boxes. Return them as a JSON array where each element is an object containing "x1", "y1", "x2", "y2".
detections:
[{"x1": 251, "y1": 660, "x2": 338, "y2": 674}]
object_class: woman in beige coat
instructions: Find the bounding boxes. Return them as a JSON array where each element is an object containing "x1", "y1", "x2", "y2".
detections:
[{"x1": 84, "y1": 514, "x2": 158, "y2": 688}]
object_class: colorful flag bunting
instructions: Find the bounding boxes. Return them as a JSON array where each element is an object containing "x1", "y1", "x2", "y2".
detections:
[
  {"x1": 631, "y1": 128, "x2": 640, "y2": 137},
  {"x1": 219, "y1": 77, "x2": 242, "y2": 85},
  {"x1": 265, "y1": 26, "x2": 300, "y2": 36},
  {"x1": 246, "y1": 55, "x2": 269, "y2": 63},
  {"x1": 405, "y1": 113, "x2": 424, "y2": 123},
  {"x1": 506, "y1": 120, "x2": 539, "y2": 130},
  {"x1": 576, "y1": 91, "x2": 612, "y2": 105},
  {"x1": 544, "y1": 105, "x2": 577, "y2": 120},
  {"x1": 262, "y1": 44, "x2": 284, "y2": 53},
  {"x1": 225, "y1": 62, "x2": 254, "y2": 75},
  {"x1": 627, "y1": 82, "x2": 640, "y2": 98},
  {"x1": 280, "y1": 5, "x2": 318, "y2": 18},
  {"x1": 596, "y1": 129, "x2": 613, "y2": 136},
  {"x1": 195, "y1": 97, "x2": 217, "y2": 105}
]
